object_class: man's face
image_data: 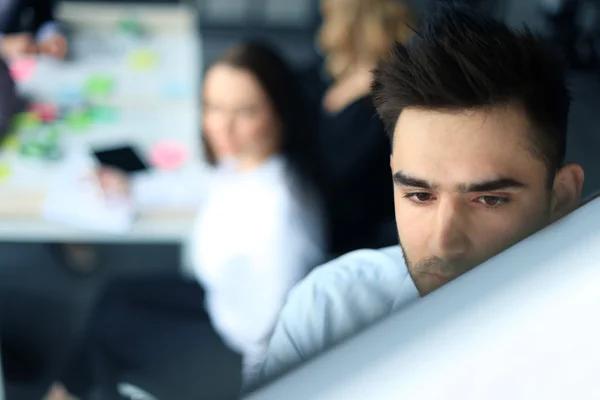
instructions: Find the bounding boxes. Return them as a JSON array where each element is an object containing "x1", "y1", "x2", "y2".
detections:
[{"x1": 392, "y1": 107, "x2": 554, "y2": 296}]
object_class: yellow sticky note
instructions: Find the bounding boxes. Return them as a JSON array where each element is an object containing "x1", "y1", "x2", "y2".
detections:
[
  {"x1": 128, "y1": 50, "x2": 159, "y2": 71},
  {"x1": 0, "y1": 162, "x2": 11, "y2": 182},
  {"x1": 3, "y1": 135, "x2": 19, "y2": 151}
]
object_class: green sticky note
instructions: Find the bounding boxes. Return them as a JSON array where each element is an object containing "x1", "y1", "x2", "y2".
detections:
[
  {"x1": 84, "y1": 75, "x2": 115, "y2": 98},
  {"x1": 1, "y1": 134, "x2": 19, "y2": 151},
  {"x1": 46, "y1": 126, "x2": 60, "y2": 142},
  {"x1": 20, "y1": 141, "x2": 61, "y2": 160},
  {"x1": 91, "y1": 106, "x2": 119, "y2": 123},
  {"x1": 39, "y1": 126, "x2": 60, "y2": 144},
  {"x1": 128, "y1": 50, "x2": 159, "y2": 71},
  {"x1": 118, "y1": 18, "x2": 146, "y2": 36},
  {"x1": 66, "y1": 112, "x2": 93, "y2": 131},
  {"x1": 13, "y1": 112, "x2": 41, "y2": 131},
  {"x1": 0, "y1": 162, "x2": 10, "y2": 181},
  {"x1": 20, "y1": 143, "x2": 45, "y2": 157},
  {"x1": 44, "y1": 145, "x2": 62, "y2": 160}
]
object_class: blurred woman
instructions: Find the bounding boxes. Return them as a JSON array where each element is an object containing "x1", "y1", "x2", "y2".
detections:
[
  {"x1": 44, "y1": 42, "x2": 325, "y2": 400},
  {"x1": 190, "y1": 42, "x2": 325, "y2": 382},
  {"x1": 306, "y1": 0, "x2": 416, "y2": 255}
]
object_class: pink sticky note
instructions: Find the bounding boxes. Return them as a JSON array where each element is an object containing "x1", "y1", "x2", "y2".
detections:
[
  {"x1": 29, "y1": 103, "x2": 58, "y2": 122},
  {"x1": 10, "y1": 58, "x2": 37, "y2": 83},
  {"x1": 149, "y1": 141, "x2": 189, "y2": 170}
]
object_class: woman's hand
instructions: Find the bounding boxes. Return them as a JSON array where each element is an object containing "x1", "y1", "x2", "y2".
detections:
[{"x1": 97, "y1": 167, "x2": 131, "y2": 197}]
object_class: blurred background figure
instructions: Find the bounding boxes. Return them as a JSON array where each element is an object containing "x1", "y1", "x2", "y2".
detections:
[
  {"x1": 306, "y1": 0, "x2": 416, "y2": 256},
  {"x1": 43, "y1": 41, "x2": 325, "y2": 400},
  {"x1": 0, "y1": 0, "x2": 67, "y2": 59},
  {"x1": 191, "y1": 41, "x2": 325, "y2": 384},
  {"x1": 540, "y1": 0, "x2": 600, "y2": 71},
  {"x1": 0, "y1": 56, "x2": 22, "y2": 138}
]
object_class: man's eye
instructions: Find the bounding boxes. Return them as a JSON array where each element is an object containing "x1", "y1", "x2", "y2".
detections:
[
  {"x1": 405, "y1": 192, "x2": 434, "y2": 204},
  {"x1": 477, "y1": 196, "x2": 509, "y2": 208}
]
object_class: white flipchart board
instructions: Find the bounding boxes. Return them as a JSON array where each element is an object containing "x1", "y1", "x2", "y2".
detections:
[{"x1": 246, "y1": 197, "x2": 600, "y2": 400}]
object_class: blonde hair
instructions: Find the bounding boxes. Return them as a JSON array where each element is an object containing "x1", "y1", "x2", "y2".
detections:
[{"x1": 318, "y1": 0, "x2": 416, "y2": 79}]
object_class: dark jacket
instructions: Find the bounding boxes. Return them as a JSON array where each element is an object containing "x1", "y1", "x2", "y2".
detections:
[
  {"x1": 299, "y1": 62, "x2": 396, "y2": 255},
  {"x1": 0, "y1": 57, "x2": 21, "y2": 141}
]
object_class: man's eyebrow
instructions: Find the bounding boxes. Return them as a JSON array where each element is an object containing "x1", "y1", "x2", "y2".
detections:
[
  {"x1": 461, "y1": 178, "x2": 526, "y2": 193},
  {"x1": 393, "y1": 171, "x2": 526, "y2": 192},
  {"x1": 393, "y1": 171, "x2": 438, "y2": 189}
]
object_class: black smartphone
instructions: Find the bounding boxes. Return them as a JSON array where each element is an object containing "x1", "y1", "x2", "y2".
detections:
[{"x1": 92, "y1": 145, "x2": 149, "y2": 174}]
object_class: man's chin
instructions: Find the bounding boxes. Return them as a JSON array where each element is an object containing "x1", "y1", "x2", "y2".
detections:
[{"x1": 417, "y1": 272, "x2": 455, "y2": 295}]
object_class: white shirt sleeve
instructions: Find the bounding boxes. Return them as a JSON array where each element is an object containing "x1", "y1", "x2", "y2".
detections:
[
  {"x1": 231, "y1": 209, "x2": 324, "y2": 386},
  {"x1": 193, "y1": 191, "x2": 325, "y2": 388},
  {"x1": 130, "y1": 165, "x2": 211, "y2": 209}
]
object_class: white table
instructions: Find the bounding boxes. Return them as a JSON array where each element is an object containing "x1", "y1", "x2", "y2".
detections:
[{"x1": 0, "y1": 2, "x2": 202, "y2": 243}]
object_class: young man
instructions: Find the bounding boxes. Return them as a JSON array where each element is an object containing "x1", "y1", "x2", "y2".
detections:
[
  {"x1": 251, "y1": 5, "x2": 585, "y2": 388},
  {"x1": 0, "y1": 0, "x2": 67, "y2": 59}
]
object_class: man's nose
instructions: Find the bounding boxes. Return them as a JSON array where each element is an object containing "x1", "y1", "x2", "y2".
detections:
[{"x1": 428, "y1": 197, "x2": 471, "y2": 260}]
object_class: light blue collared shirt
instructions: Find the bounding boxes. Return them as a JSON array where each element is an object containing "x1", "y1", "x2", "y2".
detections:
[{"x1": 252, "y1": 246, "x2": 420, "y2": 388}]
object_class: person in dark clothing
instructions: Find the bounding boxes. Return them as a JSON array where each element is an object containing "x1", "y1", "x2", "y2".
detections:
[
  {"x1": 44, "y1": 276, "x2": 242, "y2": 400},
  {"x1": 306, "y1": 0, "x2": 417, "y2": 255},
  {"x1": 0, "y1": 0, "x2": 67, "y2": 59},
  {"x1": 0, "y1": 55, "x2": 22, "y2": 138},
  {"x1": 319, "y1": 91, "x2": 396, "y2": 254}
]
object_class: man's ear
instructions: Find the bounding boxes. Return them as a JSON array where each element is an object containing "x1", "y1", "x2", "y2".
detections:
[
  {"x1": 550, "y1": 163, "x2": 585, "y2": 221},
  {"x1": 390, "y1": 155, "x2": 393, "y2": 170}
]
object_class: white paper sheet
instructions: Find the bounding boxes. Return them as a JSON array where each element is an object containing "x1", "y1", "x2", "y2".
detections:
[{"x1": 42, "y1": 153, "x2": 135, "y2": 233}]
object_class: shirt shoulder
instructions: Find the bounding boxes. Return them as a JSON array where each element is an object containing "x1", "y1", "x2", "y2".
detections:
[
  {"x1": 290, "y1": 247, "x2": 416, "y2": 334},
  {"x1": 258, "y1": 246, "x2": 418, "y2": 385},
  {"x1": 306, "y1": 246, "x2": 407, "y2": 288}
]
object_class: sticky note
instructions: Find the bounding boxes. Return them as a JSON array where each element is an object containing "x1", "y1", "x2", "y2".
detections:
[
  {"x1": 9, "y1": 58, "x2": 36, "y2": 83},
  {"x1": 43, "y1": 126, "x2": 60, "y2": 143},
  {"x1": 149, "y1": 141, "x2": 189, "y2": 170},
  {"x1": 118, "y1": 18, "x2": 146, "y2": 37},
  {"x1": 128, "y1": 50, "x2": 159, "y2": 71},
  {"x1": 44, "y1": 145, "x2": 62, "y2": 160},
  {"x1": 20, "y1": 141, "x2": 61, "y2": 160},
  {"x1": 84, "y1": 75, "x2": 115, "y2": 98},
  {"x1": 2, "y1": 134, "x2": 19, "y2": 151},
  {"x1": 0, "y1": 162, "x2": 10, "y2": 182},
  {"x1": 66, "y1": 111, "x2": 93, "y2": 131},
  {"x1": 20, "y1": 143, "x2": 45, "y2": 157},
  {"x1": 13, "y1": 112, "x2": 41, "y2": 131},
  {"x1": 91, "y1": 106, "x2": 119, "y2": 123},
  {"x1": 30, "y1": 103, "x2": 59, "y2": 123}
]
